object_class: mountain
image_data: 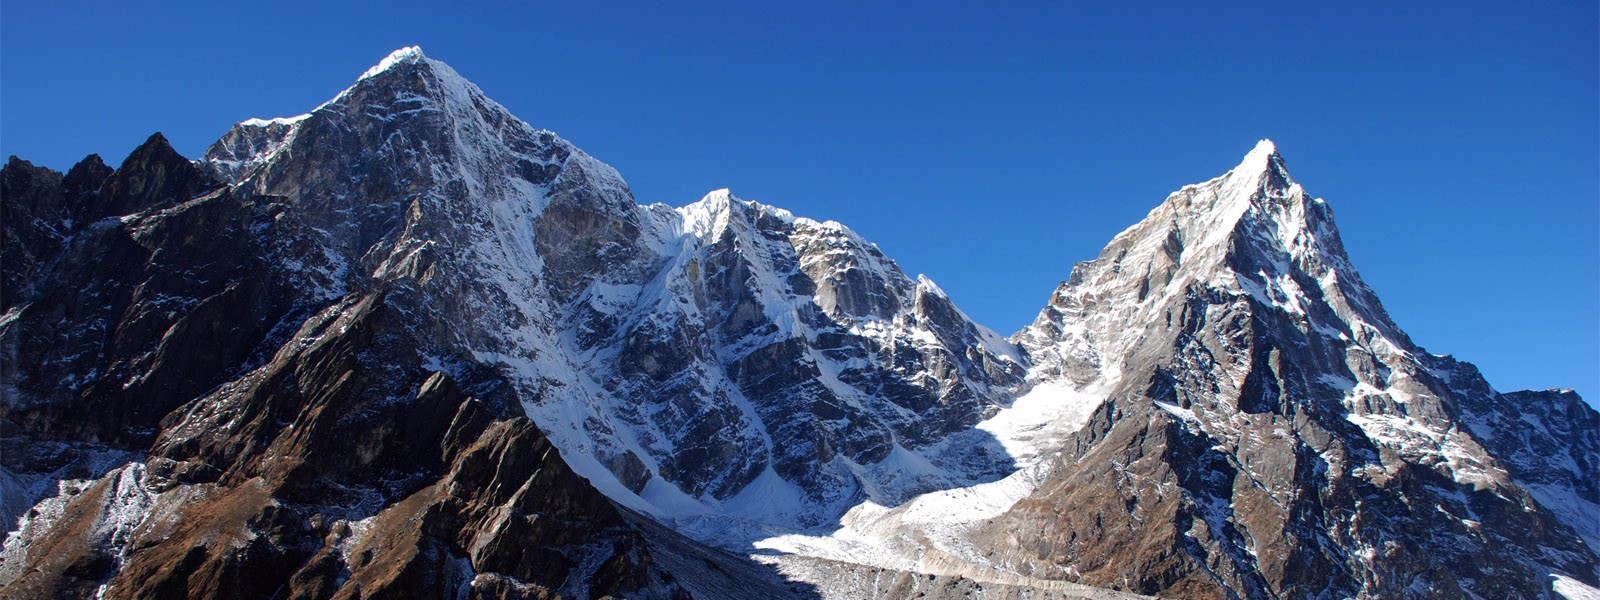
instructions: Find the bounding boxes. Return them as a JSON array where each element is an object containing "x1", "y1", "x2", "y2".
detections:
[
  {"x1": 2, "y1": 47, "x2": 1595, "y2": 599},
  {"x1": 751, "y1": 141, "x2": 1599, "y2": 599},
  {"x1": 200, "y1": 46, "x2": 1028, "y2": 529},
  {"x1": 981, "y1": 141, "x2": 1598, "y2": 597}
]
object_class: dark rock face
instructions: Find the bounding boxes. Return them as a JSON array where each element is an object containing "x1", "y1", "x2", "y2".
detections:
[
  {"x1": 1, "y1": 157, "x2": 69, "y2": 309},
  {"x1": 1459, "y1": 386, "x2": 1600, "y2": 549},
  {"x1": 0, "y1": 135, "x2": 287, "y2": 450},
  {"x1": 91, "y1": 133, "x2": 213, "y2": 221},
  {"x1": 1, "y1": 286, "x2": 688, "y2": 598}
]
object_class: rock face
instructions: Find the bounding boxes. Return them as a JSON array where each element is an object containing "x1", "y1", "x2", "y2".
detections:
[
  {"x1": 2, "y1": 47, "x2": 1595, "y2": 600},
  {"x1": 3, "y1": 290, "x2": 685, "y2": 599},
  {"x1": 1, "y1": 134, "x2": 240, "y2": 449}
]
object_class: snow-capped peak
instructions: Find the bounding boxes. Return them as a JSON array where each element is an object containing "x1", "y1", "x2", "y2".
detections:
[
  {"x1": 361, "y1": 45, "x2": 427, "y2": 80},
  {"x1": 1018, "y1": 141, "x2": 1350, "y2": 387},
  {"x1": 221, "y1": 49, "x2": 429, "y2": 134},
  {"x1": 677, "y1": 188, "x2": 739, "y2": 238},
  {"x1": 1225, "y1": 137, "x2": 1294, "y2": 197},
  {"x1": 204, "y1": 42, "x2": 588, "y2": 196},
  {"x1": 343, "y1": 45, "x2": 479, "y2": 109},
  {"x1": 697, "y1": 188, "x2": 737, "y2": 210},
  {"x1": 1243, "y1": 138, "x2": 1278, "y2": 164}
]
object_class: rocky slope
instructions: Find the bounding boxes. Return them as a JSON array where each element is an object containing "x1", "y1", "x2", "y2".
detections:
[
  {"x1": 0, "y1": 143, "x2": 692, "y2": 598},
  {"x1": 2, "y1": 47, "x2": 1595, "y2": 599}
]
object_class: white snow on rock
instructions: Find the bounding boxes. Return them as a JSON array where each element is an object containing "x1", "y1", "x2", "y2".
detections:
[
  {"x1": 361, "y1": 45, "x2": 426, "y2": 80},
  {"x1": 750, "y1": 365, "x2": 1113, "y2": 580},
  {"x1": 1555, "y1": 574, "x2": 1600, "y2": 600},
  {"x1": 0, "y1": 462, "x2": 157, "y2": 586},
  {"x1": 239, "y1": 114, "x2": 312, "y2": 128}
]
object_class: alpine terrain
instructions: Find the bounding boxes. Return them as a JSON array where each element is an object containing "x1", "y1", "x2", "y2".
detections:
[{"x1": 2, "y1": 47, "x2": 1595, "y2": 600}]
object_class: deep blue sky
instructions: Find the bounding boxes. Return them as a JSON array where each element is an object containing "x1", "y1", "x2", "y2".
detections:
[{"x1": 4, "y1": 1, "x2": 1596, "y2": 401}]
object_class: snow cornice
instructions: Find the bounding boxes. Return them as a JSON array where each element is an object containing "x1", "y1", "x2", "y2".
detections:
[{"x1": 361, "y1": 46, "x2": 427, "y2": 80}]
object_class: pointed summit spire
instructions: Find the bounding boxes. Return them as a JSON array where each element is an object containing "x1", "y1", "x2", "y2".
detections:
[
  {"x1": 1018, "y1": 138, "x2": 1354, "y2": 384},
  {"x1": 1235, "y1": 138, "x2": 1280, "y2": 176},
  {"x1": 206, "y1": 44, "x2": 549, "y2": 186},
  {"x1": 1226, "y1": 138, "x2": 1294, "y2": 193},
  {"x1": 1245, "y1": 138, "x2": 1278, "y2": 161},
  {"x1": 335, "y1": 45, "x2": 482, "y2": 110}
]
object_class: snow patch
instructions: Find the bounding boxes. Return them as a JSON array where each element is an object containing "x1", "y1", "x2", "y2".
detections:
[
  {"x1": 1554, "y1": 574, "x2": 1600, "y2": 600},
  {"x1": 749, "y1": 381, "x2": 1109, "y2": 574},
  {"x1": 1155, "y1": 400, "x2": 1199, "y2": 424},
  {"x1": 978, "y1": 382, "x2": 1104, "y2": 465},
  {"x1": 239, "y1": 113, "x2": 312, "y2": 128}
]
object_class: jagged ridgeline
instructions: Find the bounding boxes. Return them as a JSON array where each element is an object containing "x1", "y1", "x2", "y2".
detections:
[{"x1": 2, "y1": 47, "x2": 1595, "y2": 600}]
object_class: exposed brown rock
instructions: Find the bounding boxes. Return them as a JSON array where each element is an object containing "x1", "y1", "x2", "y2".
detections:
[{"x1": 3, "y1": 274, "x2": 687, "y2": 599}]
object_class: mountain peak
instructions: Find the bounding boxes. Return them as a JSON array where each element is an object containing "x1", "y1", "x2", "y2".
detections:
[
  {"x1": 226, "y1": 47, "x2": 439, "y2": 137},
  {"x1": 205, "y1": 44, "x2": 582, "y2": 191},
  {"x1": 230, "y1": 46, "x2": 450, "y2": 133},
  {"x1": 1104, "y1": 139, "x2": 1306, "y2": 267},
  {"x1": 343, "y1": 45, "x2": 465, "y2": 101},
  {"x1": 361, "y1": 45, "x2": 428, "y2": 80},
  {"x1": 1018, "y1": 138, "x2": 1348, "y2": 383},
  {"x1": 1225, "y1": 138, "x2": 1293, "y2": 193},
  {"x1": 1243, "y1": 138, "x2": 1278, "y2": 162},
  {"x1": 120, "y1": 132, "x2": 191, "y2": 177}
]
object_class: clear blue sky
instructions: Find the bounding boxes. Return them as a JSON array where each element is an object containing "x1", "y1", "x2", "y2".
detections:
[{"x1": 4, "y1": 1, "x2": 1596, "y2": 402}]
